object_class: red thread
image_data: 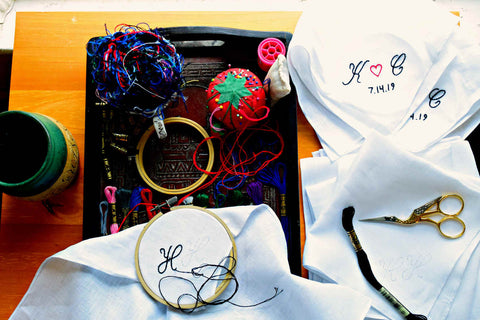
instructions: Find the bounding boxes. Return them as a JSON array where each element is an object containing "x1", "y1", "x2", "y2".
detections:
[
  {"x1": 177, "y1": 124, "x2": 284, "y2": 205},
  {"x1": 141, "y1": 188, "x2": 155, "y2": 220},
  {"x1": 238, "y1": 105, "x2": 270, "y2": 123},
  {"x1": 117, "y1": 201, "x2": 159, "y2": 231}
]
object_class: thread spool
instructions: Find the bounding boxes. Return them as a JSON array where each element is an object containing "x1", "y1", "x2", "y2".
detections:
[
  {"x1": 0, "y1": 111, "x2": 79, "y2": 201},
  {"x1": 257, "y1": 38, "x2": 286, "y2": 72}
]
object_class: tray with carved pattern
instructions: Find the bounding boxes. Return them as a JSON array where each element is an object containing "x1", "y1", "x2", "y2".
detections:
[{"x1": 83, "y1": 26, "x2": 301, "y2": 275}]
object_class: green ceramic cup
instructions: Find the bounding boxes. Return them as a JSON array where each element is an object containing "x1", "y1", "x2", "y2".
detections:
[{"x1": 0, "y1": 110, "x2": 79, "y2": 201}]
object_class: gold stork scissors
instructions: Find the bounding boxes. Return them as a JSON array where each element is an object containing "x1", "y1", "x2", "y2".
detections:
[{"x1": 360, "y1": 194, "x2": 466, "y2": 239}]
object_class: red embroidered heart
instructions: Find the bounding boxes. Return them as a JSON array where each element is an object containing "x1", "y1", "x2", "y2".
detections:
[{"x1": 370, "y1": 64, "x2": 382, "y2": 77}]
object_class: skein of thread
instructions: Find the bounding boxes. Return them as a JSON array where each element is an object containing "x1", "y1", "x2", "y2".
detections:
[
  {"x1": 182, "y1": 196, "x2": 194, "y2": 205},
  {"x1": 99, "y1": 200, "x2": 109, "y2": 236},
  {"x1": 228, "y1": 189, "x2": 244, "y2": 206},
  {"x1": 341, "y1": 207, "x2": 427, "y2": 320},
  {"x1": 116, "y1": 188, "x2": 132, "y2": 230},
  {"x1": 130, "y1": 186, "x2": 144, "y2": 226},
  {"x1": 247, "y1": 181, "x2": 263, "y2": 205},
  {"x1": 141, "y1": 188, "x2": 155, "y2": 220},
  {"x1": 257, "y1": 162, "x2": 289, "y2": 242},
  {"x1": 87, "y1": 26, "x2": 185, "y2": 111},
  {"x1": 257, "y1": 162, "x2": 286, "y2": 194},
  {"x1": 101, "y1": 110, "x2": 113, "y2": 182},
  {"x1": 194, "y1": 193, "x2": 210, "y2": 207},
  {"x1": 104, "y1": 186, "x2": 118, "y2": 234},
  {"x1": 215, "y1": 192, "x2": 227, "y2": 208}
]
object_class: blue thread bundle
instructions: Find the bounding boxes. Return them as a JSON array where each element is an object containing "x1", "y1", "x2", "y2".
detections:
[
  {"x1": 130, "y1": 186, "x2": 146, "y2": 226},
  {"x1": 130, "y1": 186, "x2": 145, "y2": 209},
  {"x1": 257, "y1": 162, "x2": 286, "y2": 195},
  {"x1": 87, "y1": 24, "x2": 185, "y2": 114}
]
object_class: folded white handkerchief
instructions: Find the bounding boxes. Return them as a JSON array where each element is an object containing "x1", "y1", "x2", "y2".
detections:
[
  {"x1": 288, "y1": 62, "x2": 364, "y2": 159},
  {"x1": 301, "y1": 137, "x2": 479, "y2": 232},
  {"x1": 392, "y1": 42, "x2": 480, "y2": 151},
  {"x1": 288, "y1": 0, "x2": 480, "y2": 160},
  {"x1": 428, "y1": 231, "x2": 480, "y2": 319},
  {"x1": 302, "y1": 133, "x2": 480, "y2": 320},
  {"x1": 11, "y1": 205, "x2": 371, "y2": 320}
]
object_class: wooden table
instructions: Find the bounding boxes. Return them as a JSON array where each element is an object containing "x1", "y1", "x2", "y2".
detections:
[{"x1": 0, "y1": 11, "x2": 320, "y2": 318}]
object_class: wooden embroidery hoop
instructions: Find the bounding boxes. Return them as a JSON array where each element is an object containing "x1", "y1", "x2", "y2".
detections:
[
  {"x1": 135, "y1": 205, "x2": 237, "y2": 309},
  {"x1": 135, "y1": 117, "x2": 214, "y2": 195}
]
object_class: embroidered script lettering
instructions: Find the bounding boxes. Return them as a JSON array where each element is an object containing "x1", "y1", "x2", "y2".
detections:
[
  {"x1": 390, "y1": 53, "x2": 406, "y2": 76},
  {"x1": 158, "y1": 244, "x2": 183, "y2": 274},
  {"x1": 378, "y1": 253, "x2": 431, "y2": 282},
  {"x1": 428, "y1": 88, "x2": 446, "y2": 108},
  {"x1": 342, "y1": 60, "x2": 370, "y2": 85},
  {"x1": 342, "y1": 53, "x2": 406, "y2": 93}
]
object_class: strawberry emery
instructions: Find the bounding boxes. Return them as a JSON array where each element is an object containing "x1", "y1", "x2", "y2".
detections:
[{"x1": 207, "y1": 68, "x2": 267, "y2": 130}]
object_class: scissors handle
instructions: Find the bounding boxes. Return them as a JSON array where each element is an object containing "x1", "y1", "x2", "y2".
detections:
[
  {"x1": 436, "y1": 194, "x2": 464, "y2": 216},
  {"x1": 412, "y1": 194, "x2": 465, "y2": 239},
  {"x1": 418, "y1": 194, "x2": 465, "y2": 239},
  {"x1": 434, "y1": 215, "x2": 466, "y2": 239}
]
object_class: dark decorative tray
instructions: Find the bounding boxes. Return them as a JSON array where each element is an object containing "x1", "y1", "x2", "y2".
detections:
[{"x1": 83, "y1": 26, "x2": 301, "y2": 275}]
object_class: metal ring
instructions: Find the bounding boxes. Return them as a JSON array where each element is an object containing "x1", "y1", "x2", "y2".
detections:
[{"x1": 438, "y1": 216, "x2": 465, "y2": 239}]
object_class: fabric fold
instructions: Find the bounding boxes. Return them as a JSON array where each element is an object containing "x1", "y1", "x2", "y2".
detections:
[
  {"x1": 302, "y1": 133, "x2": 480, "y2": 320},
  {"x1": 11, "y1": 205, "x2": 371, "y2": 320}
]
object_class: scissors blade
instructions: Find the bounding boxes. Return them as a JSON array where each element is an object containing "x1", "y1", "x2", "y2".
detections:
[{"x1": 359, "y1": 216, "x2": 400, "y2": 223}]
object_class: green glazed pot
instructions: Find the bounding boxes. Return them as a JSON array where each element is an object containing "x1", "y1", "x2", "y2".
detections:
[{"x1": 0, "y1": 111, "x2": 79, "y2": 201}]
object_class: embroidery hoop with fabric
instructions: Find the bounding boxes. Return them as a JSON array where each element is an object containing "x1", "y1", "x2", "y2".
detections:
[{"x1": 135, "y1": 206, "x2": 237, "y2": 309}]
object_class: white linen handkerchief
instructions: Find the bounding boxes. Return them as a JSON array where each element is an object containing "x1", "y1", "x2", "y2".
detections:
[
  {"x1": 392, "y1": 43, "x2": 480, "y2": 152},
  {"x1": 11, "y1": 205, "x2": 371, "y2": 320},
  {"x1": 428, "y1": 231, "x2": 480, "y2": 319},
  {"x1": 288, "y1": 0, "x2": 460, "y2": 159},
  {"x1": 302, "y1": 133, "x2": 480, "y2": 320}
]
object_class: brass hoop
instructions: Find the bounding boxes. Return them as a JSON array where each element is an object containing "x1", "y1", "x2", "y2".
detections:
[{"x1": 136, "y1": 117, "x2": 214, "y2": 195}]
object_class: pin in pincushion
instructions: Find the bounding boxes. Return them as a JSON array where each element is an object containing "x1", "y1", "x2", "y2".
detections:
[{"x1": 207, "y1": 68, "x2": 267, "y2": 130}]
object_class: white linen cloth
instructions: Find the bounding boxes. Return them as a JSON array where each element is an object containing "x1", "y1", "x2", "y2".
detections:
[
  {"x1": 10, "y1": 204, "x2": 371, "y2": 320},
  {"x1": 288, "y1": 0, "x2": 480, "y2": 160},
  {"x1": 391, "y1": 42, "x2": 480, "y2": 152},
  {"x1": 301, "y1": 133, "x2": 480, "y2": 320},
  {"x1": 291, "y1": 1, "x2": 480, "y2": 319}
]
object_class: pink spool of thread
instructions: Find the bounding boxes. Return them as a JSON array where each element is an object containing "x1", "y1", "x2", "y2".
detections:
[{"x1": 257, "y1": 38, "x2": 286, "y2": 72}]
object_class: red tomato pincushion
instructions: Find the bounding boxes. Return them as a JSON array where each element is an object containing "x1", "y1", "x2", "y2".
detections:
[{"x1": 207, "y1": 68, "x2": 267, "y2": 130}]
